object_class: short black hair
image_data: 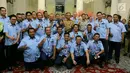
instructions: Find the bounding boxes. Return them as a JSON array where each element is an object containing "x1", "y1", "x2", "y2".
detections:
[
  {"x1": 0, "y1": 7, "x2": 6, "y2": 11},
  {"x1": 107, "y1": 15, "x2": 112, "y2": 18},
  {"x1": 73, "y1": 24, "x2": 79, "y2": 29},
  {"x1": 64, "y1": 32, "x2": 70, "y2": 36},
  {"x1": 26, "y1": 11, "x2": 32, "y2": 16},
  {"x1": 66, "y1": 12, "x2": 71, "y2": 15},
  {"x1": 9, "y1": 14, "x2": 17, "y2": 19},
  {"x1": 55, "y1": 13, "x2": 60, "y2": 16},
  {"x1": 113, "y1": 14, "x2": 121, "y2": 20},
  {"x1": 102, "y1": 13, "x2": 106, "y2": 16},
  {"x1": 81, "y1": 13, "x2": 86, "y2": 16},
  {"x1": 16, "y1": 13, "x2": 22, "y2": 16},
  {"x1": 94, "y1": 33, "x2": 100, "y2": 37},
  {"x1": 97, "y1": 11, "x2": 102, "y2": 15},
  {"x1": 76, "y1": 35, "x2": 82, "y2": 40},
  {"x1": 36, "y1": 12, "x2": 42, "y2": 16},
  {"x1": 43, "y1": 11, "x2": 47, "y2": 14},
  {"x1": 45, "y1": 27, "x2": 51, "y2": 31},
  {"x1": 57, "y1": 26, "x2": 62, "y2": 30},
  {"x1": 28, "y1": 28, "x2": 35, "y2": 33},
  {"x1": 32, "y1": 11, "x2": 36, "y2": 13},
  {"x1": 87, "y1": 24, "x2": 92, "y2": 27}
]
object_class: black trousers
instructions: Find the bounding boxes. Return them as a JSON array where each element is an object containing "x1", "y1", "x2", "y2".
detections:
[
  {"x1": 55, "y1": 55, "x2": 73, "y2": 69},
  {"x1": 128, "y1": 39, "x2": 130, "y2": 53},
  {"x1": 68, "y1": 56, "x2": 87, "y2": 69},
  {"x1": 5, "y1": 44, "x2": 18, "y2": 67},
  {"x1": 108, "y1": 41, "x2": 121, "y2": 61},
  {"x1": 24, "y1": 59, "x2": 41, "y2": 71},
  {"x1": 0, "y1": 43, "x2": 6, "y2": 71},
  {"x1": 99, "y1": 39, "x2": 108, "y2": 61}
]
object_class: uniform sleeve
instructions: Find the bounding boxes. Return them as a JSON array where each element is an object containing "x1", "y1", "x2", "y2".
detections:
[
  {"x1": 86, "y1": 41, "x2": 90, "y2": 51},
  {"x1": 18, "y1": 39, "x2": 26, "y2": 49},
  {"x1": 52, "y1": 36, "x2": 56, "y2": 46},
  {"x1": 70, "y1": 43, "x2": 74, "y2": 53},
  {"x1": 38, "y1": 36, "x2": 45, "y2": 44},
  {"x1": 99, "y1": 41, "x2": 104, "y2": 50},
  {"x1": 83, "y1": 43, "x2": 88, "y2": 51},
  {"x1": 56, "y1": 40, "x2": 64, "y2": 49},
  {"x1": 121, "y1": 24, "x2": 126, "y2": 33},
  {"x1": 3, "y1": 23, "x2": 8, "y2": 33}
]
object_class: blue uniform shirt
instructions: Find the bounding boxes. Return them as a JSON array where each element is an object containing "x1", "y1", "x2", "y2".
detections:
[
  {"x1": 18, "y1": 36, "x2": 40, "y2": 62},
  {"x1": 86, "y1": 40, "x2": 104, "y2": 55},
  {"x1": 4, "y1": 23, "x2": 20, "y2": 46},
  {"x1": 22, "y1": 19, "x2": 39, "y2": 37},
  {"x1": 43, "y1": 18, "x2": 50, "y2": 27},
  {"x1": 70, "y1": 41, "x2": 87, "y2": 57},
  {"x1": 95, "y1": 19, "x2": 109, "y2": 39},
  {"x1": 70, "y1": 31, "x2": 83, "y2": 42},
  {"x1": 35, "y1": 19, "x2": 46, "y2": 37},
  {"x1": 84, "y1": 29, "x2": 96, "y2": 41},
  {"x1": 71, "y1": 17, "x2": 79, "y2": 24},
  {"x1": 51, "y1": 21, "x2": 58, "y2": 35},
  {"x1": 57, "y1": 40, "x2": 71, "y2": 57},
  {"x1": 39, "y1": 34, "x2": 56, "y2": 57},
  {"x1": 109, "y1": 22, "x2": 126, "y2": 42}
]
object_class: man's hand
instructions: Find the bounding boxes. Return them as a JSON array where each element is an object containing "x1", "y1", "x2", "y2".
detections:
[
  {"x1": 51, "y1": 55, "x2": 55, "y2": 60},
  {"x1": 106, "y1": 36, "x2": 108, "y2": 40},
  {"x1": 86, "y1": 59, "x2": 90, "y2": 65},
  {"x1": 42, "y1": 38, "x2": 46, "y2": 43},
  {"x1": 63, "y1": 57, "x2": 67, "y2": 63},
  {"x1": 10, "y1": 36, "x2": 16, "y2": 41},
  {"x1": 73, "y1": 60, "x2": 77, "y2": 65}
]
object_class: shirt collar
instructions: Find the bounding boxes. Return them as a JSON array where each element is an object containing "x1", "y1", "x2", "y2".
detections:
[{"x1": 29, "y1": 36, "x2": 35, "y2": 40}]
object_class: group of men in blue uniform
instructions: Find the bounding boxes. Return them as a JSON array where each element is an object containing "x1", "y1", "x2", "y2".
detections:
[{"x1": 0, "y1": 7, "x2": 128, "y2": 71}]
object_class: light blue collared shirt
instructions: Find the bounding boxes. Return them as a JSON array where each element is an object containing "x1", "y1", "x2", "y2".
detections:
[
  {"x1": 39, "y1": 34, "x2": 56, "y2": 57},
  {"x1": 51, "y1": 21, "x2": 58, "y2": 35},
  {"x1": 22, "y1": 19, "x2": 39, "y2": 37},
  {"x1": 86, "y1": 40, "x2": 104, "y2": 55},
  {"x1": 35, "y1": 18, "x2": 46, "y2": 37},
  {"x1": 16, "y1": 21, "x2": 23, "y2": 41},
  {"x1": 57, "y1": 40, "x2": 71, "y2": 57},
  {"x1": 71, "y1": 17, "x2": 79, "y2": 24},
  {"x1": 70, "y1": 41, "x2": 87, "y2": 57},
  {"x1": 95, "y1": 19, "x2": 109, "y2": 39},
  {"x1": 4, "y1": 23, "x2": 20, "y2": 46},
  {"x1": 43, "y1": 18, "x2": 50, "y2": 27},
  {"x1": 70, "y1": 31, "x2": 83, "y2": 42},
  {"x1": 109, "y1": 22, "x2": 126, "y2": 42},
  {"x1": 18, "y1": 36, "x2": 40, "y2": 62},
  {"x1": 84, "y1": 29, "x2": 96, "y2": 41}
]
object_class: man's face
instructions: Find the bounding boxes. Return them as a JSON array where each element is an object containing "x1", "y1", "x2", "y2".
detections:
[
  {"x1": 82, "y1": 14, "x2": 86, "y2": 20},
  {"x1": 57, "y1": 28, "x2": 62, "y2": 34},
  {"x1": 0, "y1": 8, "x2": 6, "y2": 16},
  {"x1": 56, "y1": 15, "x2": 60, "y2": 19},
  {"x1": 74, "y1": 25, "x2": 78, "y2": 32},
  {"x1": 97, "y1": 13, "x2": 102, "y2": 20},
  {"x1": 45, "y1": 28, "x2": 51, "y2": 35},
  {"x1": 107, "y1": 17, "x2": 112, "y2": 22},
  {"x1": 102, "y1": 14, "x2": 106, "y2": 19},
  {"x1": 64, "y1": 34, "x2": 69, "y2": 41},
  {"x1": 49, "y1": 14, "x2": 54, "y2": 21},
  {"x1": 87, "y1": 26, "x2": 92, "y2": 32},
  {"x1": 76, "y1": 37, "x2": 82, "y2": 44},
  {"x1": 32, "y1": 12, "x2": 37, "y2": 19},
  {"x1": 44, "y1": 12, "x2": 48, "y2": 18},
  {"x1": 73, "y1": 13, "x2": 77, "y2": 18},
  {"x1": 17, "y1": 15, "x2": 22, "y2": 22},
  {"x1": 122, "y1": 19, "x2": 126, "y2": 24},
  {"x1": 93, "y1": 35, "x2": 100, "y2": 41},
  {"x1": 37, "y1": 13, "x2": 43, "y2": 19},
  {"x1": 26, "y1": 14, "x2": 32, "y2": 20},
  {"x1": 10, "y1": 17, "x2": 17, "y2": 24},
  {"x1": 22, "y1": 14, "x2": 25, "y2": 20},
  {"x1": 29, "y1": 29, "x2": 35, "y2": 38},
  {"x1": 113, "y1": 15, "x2": 119, "y2": 22},
  {"x1": 66, "y1": 13, "x2": 71, "y2": 19}
]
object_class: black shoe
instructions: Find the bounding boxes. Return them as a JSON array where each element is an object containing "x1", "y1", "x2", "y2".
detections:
[
  {"x1": 116, "y1": 60, "x2": 119, "y2": 64},
  {"x1": 123, "y1": 53, "x2": 128, "y2": 56},
  {"x1": 98, "y1": 64, "x2": 104, "y2": 68}
]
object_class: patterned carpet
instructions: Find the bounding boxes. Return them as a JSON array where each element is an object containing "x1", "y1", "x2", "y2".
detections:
[{"x1": 1, "y1": 63, "x2": 128, "y2": 73}]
